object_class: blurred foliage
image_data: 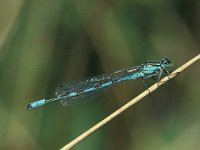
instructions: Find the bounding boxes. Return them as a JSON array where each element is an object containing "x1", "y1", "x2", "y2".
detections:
[{"x1": 0, "y1": 0, "x2": 199, "y2": 150}]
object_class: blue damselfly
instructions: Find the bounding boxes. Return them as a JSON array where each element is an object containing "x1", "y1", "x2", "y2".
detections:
[{"x1": 27, "y1": 58, "x2": 173, "y2": 110}]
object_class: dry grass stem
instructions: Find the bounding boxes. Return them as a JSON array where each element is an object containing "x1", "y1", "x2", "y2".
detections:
[{"x1": 60, "y1": 53, "x2": 200, "y2": 150}]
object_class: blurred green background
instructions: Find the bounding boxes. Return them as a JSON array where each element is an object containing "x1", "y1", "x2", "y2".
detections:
[{"x1": 0, "y1": 0, "x2": 199, "y2": 150}]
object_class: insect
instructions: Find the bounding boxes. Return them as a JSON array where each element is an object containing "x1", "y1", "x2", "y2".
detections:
[{"x1": 27, "y1": 58, "x2": 173, "y2": 110}]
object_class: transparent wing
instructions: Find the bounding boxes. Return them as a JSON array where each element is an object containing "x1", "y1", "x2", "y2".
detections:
[
  {"x1": 55, "y1": 66, "x2": 141, "y2": 106},
  {"x1": 55, "y1": 75, "x2": 113, "y2": 106}
]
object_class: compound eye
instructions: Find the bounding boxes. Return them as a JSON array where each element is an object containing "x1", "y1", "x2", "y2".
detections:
[{"x1": 161, "y1": 57, "x2": 171, "y2": 64}]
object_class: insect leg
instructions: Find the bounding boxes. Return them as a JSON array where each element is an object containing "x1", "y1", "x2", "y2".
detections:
[{"x1": 141, "y1": 78, "x2": 151, "y2": 94}]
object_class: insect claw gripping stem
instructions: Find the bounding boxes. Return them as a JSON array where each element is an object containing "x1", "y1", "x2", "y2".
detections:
[{"x1": 141, "y1": 78, "x2": 151, "y2": 95}]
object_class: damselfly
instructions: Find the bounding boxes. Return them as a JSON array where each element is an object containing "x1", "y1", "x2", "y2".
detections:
[{"x1": 27, "y1": 58, "x2": 173, "y2": 110}]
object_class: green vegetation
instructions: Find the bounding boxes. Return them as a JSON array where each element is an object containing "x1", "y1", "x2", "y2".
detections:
[{"x1": 0, "y1": 0, "x2": 199, "y2": 150}]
